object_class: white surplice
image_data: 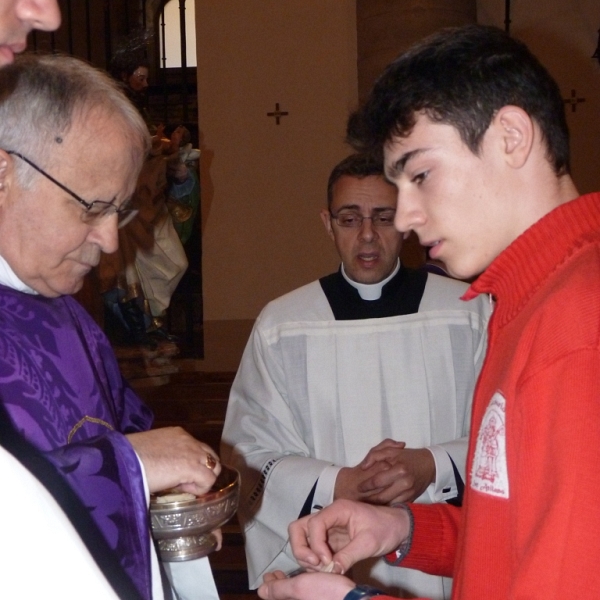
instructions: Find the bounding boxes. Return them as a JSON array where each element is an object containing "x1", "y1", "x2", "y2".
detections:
[{"x1": 222, "y1": 273, "x2": 490, "y2": 599}]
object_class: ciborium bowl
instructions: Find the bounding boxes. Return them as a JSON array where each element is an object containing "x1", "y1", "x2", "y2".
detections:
[{"x1": 149, "y1": 465, "x2": 240, "y2": 562}]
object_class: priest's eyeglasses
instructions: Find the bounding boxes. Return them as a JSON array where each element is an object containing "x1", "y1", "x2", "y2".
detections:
[
  {"x1": 330, "y1": 209, "x2": 396, "y2": 228},
  {"x1": 6, "y1": 151, "x2": 138, "y2": 228}
]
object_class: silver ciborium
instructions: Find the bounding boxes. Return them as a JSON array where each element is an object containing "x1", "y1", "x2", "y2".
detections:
[{"x1": 149, "y1": 465, "x2": 240, "y2": 562}]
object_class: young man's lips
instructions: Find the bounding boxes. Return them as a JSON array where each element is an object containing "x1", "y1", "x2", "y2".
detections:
[{"x1": 427, "y1": 241, "x2": 442, "y2": 260}]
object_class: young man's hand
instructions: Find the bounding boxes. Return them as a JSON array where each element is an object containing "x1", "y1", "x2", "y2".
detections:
[{"x1": 287, "y1": 499, "x2": 411, "y2": 575}]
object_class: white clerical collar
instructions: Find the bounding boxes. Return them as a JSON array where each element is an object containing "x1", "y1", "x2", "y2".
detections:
[
  {"x1": 0, "y1": 254, "x2": 38, "y2": 294},
  {"x1": 341, "y1": 259, "x2": 400, "y2": 301}
]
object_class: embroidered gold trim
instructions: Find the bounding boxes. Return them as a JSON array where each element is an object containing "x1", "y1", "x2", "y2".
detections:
[{"x1": 68, "y1": 416, "x2": 114, "y2": 443}]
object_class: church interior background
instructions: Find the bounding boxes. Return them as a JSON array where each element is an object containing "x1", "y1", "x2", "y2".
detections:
[
  {"x1": 30, "y1": 0, "x2": 600, "y2": 372},
  {"x1": 27, "y1": 2, "x2": 600, "y2": 596}
]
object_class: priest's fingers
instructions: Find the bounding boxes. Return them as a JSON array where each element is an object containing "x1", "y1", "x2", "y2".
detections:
[
  {"x1": 360, "y1": 439, "x2": 407, "y2": 470},
  {"x1": 358, "y1": 448, "x2": 435, "y2": 503},
  {"x1": 211, "y1": 528, "x2": 223, "y2": 551},
  {"x1": 258, "y1": 572, "x2": 355, "y2": 600},
  {"x1": 126, "y1": 427, "x2": 221, "y2": 494},
  {"x1": 334, "y1": 462, "x2": 391, "y2": 502}
]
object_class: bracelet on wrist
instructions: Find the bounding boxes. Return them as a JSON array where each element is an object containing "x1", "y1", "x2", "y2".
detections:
[
  {"x1": 386, "y1": 502, "x2": 414, "y2": 566},
  {"x1": 342, "y1": 584, "x2": 385, "y2": 600}
]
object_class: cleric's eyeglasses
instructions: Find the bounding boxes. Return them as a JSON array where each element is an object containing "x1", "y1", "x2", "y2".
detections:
[
  {"x1": 6, "y1": 151, "x2": 138, "y2": 228},
  {"x1": 329, "y1": 209, "x2": 396, "y2": 228}
]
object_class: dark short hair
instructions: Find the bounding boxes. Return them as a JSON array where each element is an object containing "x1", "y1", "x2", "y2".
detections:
[
  {"x1": 347, "y1": 24, "x2": 570, "y2": 175},
  {"x1": 326, "y1": 153, "x2": 393, "y2": 208}
]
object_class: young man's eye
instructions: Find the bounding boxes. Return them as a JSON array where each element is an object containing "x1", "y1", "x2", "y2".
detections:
[{"x1": 412, "y1": 171, "x2": 428, "y2": 184}]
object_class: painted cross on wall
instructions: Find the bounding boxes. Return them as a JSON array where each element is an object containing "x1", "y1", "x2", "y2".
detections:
[
  {"x1": 563, "y1": 89, "x2": 586, "y2": 113},
  {"x1": 267, "y1": 103, "x2": 289, "y2": 125}
]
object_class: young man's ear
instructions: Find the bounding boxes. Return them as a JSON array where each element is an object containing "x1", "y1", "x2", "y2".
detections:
[
  {"x1": 493, "y1": 105, "x2": 535, "y2": 169},
  {"x1": 320, "y1": 208, "x2": 335, "y2": 241}
]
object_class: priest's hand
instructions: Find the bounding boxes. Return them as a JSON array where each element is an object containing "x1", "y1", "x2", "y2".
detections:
[
  {"x1": 357, "y1": 439, "x2": 435, "y2": 504},
  {"x1": 126, "y1": 426, "x2": 221, "y2": 495},
  {"x1": 258, "y1": 570, "x2": 355, "y2": 600},
  {"x1": 288, "y1": 499, "x2": 411, "y2": 576},
  {"x1": 334, "y1": 453, "x2": 400, "y2": 502}
]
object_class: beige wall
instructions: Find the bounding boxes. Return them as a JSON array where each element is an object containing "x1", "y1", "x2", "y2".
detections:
[
  {"x1": 478, "y1": 0, "x2": 600, "y2": 194},
  {"x1": 194, "y1": 0, "x2": 600, "y2": 371},
  {"x1": 357, "y1": 0, "x2": 476, "y2": 102},
  {"x1": 196, "y1": 1, "x2": 357, "y2": 329}
]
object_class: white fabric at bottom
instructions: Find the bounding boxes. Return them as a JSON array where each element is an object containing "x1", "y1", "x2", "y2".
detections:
[
  {"x1": 0, "y1": 445, "x2": 118, "y2": 599},
  {"x1": 165, "y1": 558, "x2": 220, "y2": 600}
]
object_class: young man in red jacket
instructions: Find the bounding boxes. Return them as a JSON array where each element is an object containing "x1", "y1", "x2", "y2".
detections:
[{"x1": 258, "y1": 23, "x2": 600, "y2": 600}]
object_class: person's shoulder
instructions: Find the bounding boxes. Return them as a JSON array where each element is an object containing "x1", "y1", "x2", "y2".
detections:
[
  {"x1": 64, "y1": 294, "x2": 98, "y2": 318},
  {"x1": 420, "y1": 272, "x2": 491, "y2": 318},
  {"x1": 538, "y1": 242, "x2": 600, "y2": 313},
  {"x1": 256, "y1": 279, "x2": 332, "y2": 329},
  {"x1": 65, "y1": 295, "x2": 114, "y2": 340}
]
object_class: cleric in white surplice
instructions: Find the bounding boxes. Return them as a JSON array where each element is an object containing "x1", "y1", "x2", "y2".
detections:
[{"x1": 221, "y1": 154, "x2": 491, "y2": 600}]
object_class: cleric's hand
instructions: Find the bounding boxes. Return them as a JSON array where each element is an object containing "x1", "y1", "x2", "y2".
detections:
[
  {"x1": 358, "y1": 439, "x2": 435, "y2": 504},
  {"x1": 334, "y1": 450, "x2": 402, "y2": 502},
  {"x1": 126, "y1": 426, "x2": 220, "y2": 495}
]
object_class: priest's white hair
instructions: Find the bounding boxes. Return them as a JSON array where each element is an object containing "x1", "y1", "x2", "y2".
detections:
[{"x1": 0, "y1": 53, "x2": 150, "y2": 187}]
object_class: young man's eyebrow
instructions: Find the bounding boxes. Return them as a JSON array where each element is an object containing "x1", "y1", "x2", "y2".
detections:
[{"x1": 385, "y1": 148, "x2": 426, "y2": 179}]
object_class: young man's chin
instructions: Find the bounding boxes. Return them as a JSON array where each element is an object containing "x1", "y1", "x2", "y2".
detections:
[{"x1": 445, "y1": 261, "x2": 482, "y2": 282}]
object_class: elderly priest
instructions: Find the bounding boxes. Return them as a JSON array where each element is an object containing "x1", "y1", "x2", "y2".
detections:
[{"x1": 0, "y1": 53, "x2": 220, "y2": 600}]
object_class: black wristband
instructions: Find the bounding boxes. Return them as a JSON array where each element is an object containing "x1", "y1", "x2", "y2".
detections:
[{"x1": 342, "y1": 584, "x2": 385, "y2": 600}]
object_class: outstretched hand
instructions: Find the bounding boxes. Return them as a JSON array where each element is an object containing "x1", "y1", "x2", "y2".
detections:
[
  {"x1": 258, "y1": 570, "x2": 355, "y2": 600},
  {"x1": 126, "y1": 426, "x2": 220, "y2": 495}
]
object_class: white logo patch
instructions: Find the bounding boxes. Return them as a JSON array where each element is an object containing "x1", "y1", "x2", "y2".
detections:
[{"x1": 471, "y1": 392, "x2": 509, "y2": 498}]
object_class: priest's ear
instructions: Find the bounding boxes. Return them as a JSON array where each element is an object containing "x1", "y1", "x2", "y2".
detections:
[{"x1": 320, "y1": 208, "x2": 335, "y2": 241}]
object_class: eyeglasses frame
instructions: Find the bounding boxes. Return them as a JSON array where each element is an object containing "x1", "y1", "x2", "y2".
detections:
[
  {"x1": 329, "y1": 208, "x2": 397, "y2": 228},
  {"x1": 6, "y1": 150, "x2": 137, "y2": 228}
]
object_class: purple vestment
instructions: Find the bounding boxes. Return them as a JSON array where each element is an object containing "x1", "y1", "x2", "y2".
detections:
[{"x1": 0, "y1": 284, "x2": 155, "y2": 599}]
